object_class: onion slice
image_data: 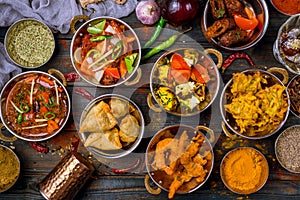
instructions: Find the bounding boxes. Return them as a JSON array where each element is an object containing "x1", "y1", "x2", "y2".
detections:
[
  {"x1": 22, "y1": 123, "x2": 48, "y2": 130},
  {"x1": 30, "y1": 79, "x2": 35, "y2": 105}
]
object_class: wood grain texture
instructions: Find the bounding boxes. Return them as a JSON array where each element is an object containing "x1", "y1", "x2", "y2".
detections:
[{"x1": 0, "y1": 1, "x2": 299, "y2": 199}]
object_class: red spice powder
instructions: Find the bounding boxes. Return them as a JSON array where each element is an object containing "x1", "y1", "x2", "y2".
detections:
[{"x1": 272, "y1": 0, "x2": 300, "y2": 15}]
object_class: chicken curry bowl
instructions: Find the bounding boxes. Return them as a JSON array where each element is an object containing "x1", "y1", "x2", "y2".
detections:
[
  {"x1": 70, "y1": 17, "x2": 141, "y2": 87},
  {"x1": 145, "y1": 125, "x2": 214, "y2": 199},
  {"x1": 150, "y1": 48, "x2": 220, "y2": 116},
  {"x1": 0, "y1": 71, "x2": 70, "y2": 141},
  {"x1": 79, "y1": 94, "x2": 144, "y2": 159}
]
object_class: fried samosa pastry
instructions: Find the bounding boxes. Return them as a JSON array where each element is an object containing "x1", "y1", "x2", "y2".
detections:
[
  {"x1": 110, "y1": 98, "x2": 129, "y2": 119},
  {"x1": 80, "y1": 101, "x2": 117, "y2": 133},
  {"x1": 84, "y1": 128, "x2": 122, "y2": 150},
  {"x1": 119, "y1": 114, "x2": 140, "y2": 143}
]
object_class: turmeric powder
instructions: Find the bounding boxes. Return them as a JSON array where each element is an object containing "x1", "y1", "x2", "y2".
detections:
[
  {"x1": 0, "y1": 146, "x2": 20, "y2": 192},
  {"x1": 221, "y1": 147, "x2": 268, "y2": 194}
]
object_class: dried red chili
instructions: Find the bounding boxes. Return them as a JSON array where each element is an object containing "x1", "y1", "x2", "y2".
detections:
[
  {"x1": 222, "y1": 52, "x2": 255, "y2": 72},
  {"x1": 111, "y1": 158, "x2": 141, "y2": 174},
  {"x1": 29, "y1": 142, "x2": 49, "y2": 154},
  {"x1": 71, "y1": 138, "x2": 80, "y2": 152},
  {"x1": 75, "y1": 88, "x2": 94, "y2": 101},
  {"x1": 64, "y1": 71, "x2": 81, "y2": 82}
]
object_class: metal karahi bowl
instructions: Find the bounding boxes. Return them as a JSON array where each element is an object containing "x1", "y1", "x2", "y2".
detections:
[
  {"x1": 201, "y1": 0, "x2": 269, "y2": 51},
  {"x1": 220, "y1": 147, "x2": 269, "y2": 194},
  {"x1": 273, "y1": 14, "x2": 300, "y2": 74},
  {"x1": 70, "y1": 16, "x2": 141, "y2": 88},
  {"x1": 145, "y1": 124, "x2": 214, "y2": 198},
  {"x1": 4, "y1": 18, "x2": 55, "y2": 69},
  {"x1": 0, "y1": 71, "x2": 71, "y2": 142},
  {"x1": 275, "y1": 125, "x2": 300, "y2": 173},
  {"x1": 149, "y1": 48, "x2": 220, "y2": 117},
  {"x1": 220, "y1": 69, "x2": 290, "y2": 139},
  {"x1": 78, "y1": 94, "x2": 144, "y2": 159},
  {"x1": 0, "y1": 144, "x2": 21, "y2": 193}
]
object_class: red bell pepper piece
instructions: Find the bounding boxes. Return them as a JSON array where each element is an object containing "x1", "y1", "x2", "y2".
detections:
[{"x1": 104, "y1": 67, "x2": 120, "y2": 79}]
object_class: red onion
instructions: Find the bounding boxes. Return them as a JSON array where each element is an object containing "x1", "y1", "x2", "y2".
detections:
[
  {"x1": 159, "y1": 0, "x2": 199, "y2": 25},
  {"x1": 136, "y1": 0, "x2": 161, "y2": 25}
]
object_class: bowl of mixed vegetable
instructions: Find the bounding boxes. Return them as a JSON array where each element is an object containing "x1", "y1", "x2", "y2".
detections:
[
  {"x1": 0, "y1": 71, "x2": 70, "y2": 142},
  {"x1": 149, "y1": 48, "x2": 220, "y2": 116},
  {"x1": 70, "y1": 16, "x2": 141, "y2": 87}
]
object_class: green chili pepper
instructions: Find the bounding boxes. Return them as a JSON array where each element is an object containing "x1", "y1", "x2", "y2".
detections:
[
  {"x1": 143, "y1": 17, "x2": 166, "y2": 49},
  {"x1": 19, "y1": 102, "x2": 30, "y2": 113},
  {"x1": 17, "y1": 113, "x2": 23, "y2": 124},
  {"x1": 87, "y1": 20, "x2": 106, "y2": 34},
  {"x1": 44, "y1": 111, "x2": 56, "y2": 120},
  {"x1": 142, "y1": 27, "x2": 192, "y2": 61},
  {"x1": 112, "y1": 41, "x2": 123, "y2": 59},
  {"x1": 125, "y1": 53, "x2": 138, "y2": 74},
  {"x1": 90, "y1": 35, "x2": 112, "y2": 42}
]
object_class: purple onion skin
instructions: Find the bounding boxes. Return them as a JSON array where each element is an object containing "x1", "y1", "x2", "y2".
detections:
[
  {"x1": 136, "y1": 0, "x2": 161, "y2": 25},
  {"x1": 160, "y1": 0, "x2": 199, "y2": 26}
]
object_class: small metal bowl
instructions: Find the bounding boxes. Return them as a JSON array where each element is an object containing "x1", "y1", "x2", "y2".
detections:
[
  {"x1": 270, "y1": 0, "x2": 300, "y2": 16},
  {"x1": 0, "y1": 71, "x2": 70, "y2": 142},
  {"x1": 0, "y1": 145, "x2": 20, "y2": 193},
  {"x1": 78, "y1": 94, "x2": 144, "y2": 159},
  {"x1": 275, "y1": 125, "x2": 300, "y2": 173},
  {"x1": 4, "y1": 18, "x2": 55, "y2": 69},
  {"x1": 220, "y1": 69, "x2": 290, "y2": 139},
  {"x1": 273, "y1": 14, "x2": 300, "y2": 74},
  {"x1": 70, "y1": 16, "x2": 141, "y2": 88},
  {"x1": 220, "y1": 147, "x2": 269, "y2": 194},
  {"x1": 201, "y1": 0, "x2": 269, "y2": 51},
  {"x1": 287, "y1": 74, "x2": 300, "y2": 118},
  {"x1": 145, "y1": 124, "x2": 214, "y2": 198}
]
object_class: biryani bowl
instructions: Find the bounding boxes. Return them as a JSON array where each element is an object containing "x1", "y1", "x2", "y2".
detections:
[
  {"x1": 149, "y1": 48, "x2": 221, "y2": 117},
  {"x1": 70, "y1": 16, "x2": 141, "y2": 87},
  {"x1": 0, "y1": 71, "x2": 70, "y2": 142},
  {"x1": 78, "y1": 94, "x2": 144, "y2": 159},
  {"x1": 4, "y1": 18, "x2": 55, "y2": 68},
  {"x1": 145, "y1": 124, "x2": 214, "y2": 199},
  {"x1": 201, "y1": 0, "x2": 269, "y2": 51},
  {"x1": 220, "y1": 69, "x2": 290, "y2": 139}
]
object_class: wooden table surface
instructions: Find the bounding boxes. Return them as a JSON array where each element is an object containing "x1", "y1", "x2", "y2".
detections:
[{"x1": 0, "y1": 1, "x2": 299, "y2": 199}]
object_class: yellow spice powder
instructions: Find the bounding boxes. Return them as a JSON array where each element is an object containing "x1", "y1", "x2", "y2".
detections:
[
  {"x1": 222, "y1": 148, "x2": 267, "y2": 194},
  {"x1": 0, "y1": 146, "x2": 20, "y2": 191}
]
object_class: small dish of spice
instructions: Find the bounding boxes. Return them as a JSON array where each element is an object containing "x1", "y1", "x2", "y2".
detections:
[
  {"x1": 275, "y1": 125, "x2": 300, "y2": 173},
  {"x1": 287, "y1": 74, "x2": 300, "y2": 118},
  {"x1": 0, "y1": 144, "x2": 20, "y2": 193},
  {"x1": 4, "y1": 18, "x2": 55, "y2": 68},
  {"x1": 270, "y1": 0, "x2": 300, "y2": 15},
  {"x1": 220, "y1": 147, "x2": 269, "y2": 194}
]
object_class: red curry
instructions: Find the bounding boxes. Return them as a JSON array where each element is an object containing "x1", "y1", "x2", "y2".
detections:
[{"x1": 271, "y1": 0, "x2": 300, "y2": 15}]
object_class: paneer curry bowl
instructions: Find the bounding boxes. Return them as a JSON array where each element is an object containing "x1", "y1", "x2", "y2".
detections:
[
  {"x1": 150, "y1": 48, "x2": 220, "y2": 116},
  {"x1": 78, "y1": 94, "x2": 144, "y2": 159},
  {"x1": 145, "y1": 125, "x2": 214, "y2": 199},
  {"x1": 70, "y1": 17, "x2": 141, "y2": 87},
  {"x1": 220, "y1": 69, "x2": 290, "y2": 139},
  {"x1": 0, "y1": 71, "x2": 70, "y2": 141}
]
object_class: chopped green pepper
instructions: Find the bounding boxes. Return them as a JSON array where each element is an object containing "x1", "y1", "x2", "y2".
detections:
[
  {"x1": 125, "y1": 53, "x2": 138, "y2": 74},
  {"x1": 19, "y1": 102, "x2": 30, "y2": 113},
  {"x1": 90, "y1": 35, "x2": 112, "y2": 42},
  {"x1": 17, "y1": 113, "x2": 23, "y2": 124},
  {"x1": 44, "y1": 111, "x2": 56, "y2": 120},
  {"x1": 87, "y1": 20, "x2": 106, "y2": 34}
]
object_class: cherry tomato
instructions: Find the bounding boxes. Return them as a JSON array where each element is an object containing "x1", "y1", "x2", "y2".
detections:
[
  {"x1": 234, "y1": 15, "x2": 259, "y2": 31},
  {"x1": 170, "y1": 53, "x2": 190, "y2": 70}
]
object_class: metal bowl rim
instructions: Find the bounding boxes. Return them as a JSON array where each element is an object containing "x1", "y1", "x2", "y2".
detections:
[
  {"x1": 0, "y1": 71, "x2": 71, "y2": 142},
  {"x1": 219, "y1": 69, "x2": 290, "y2": 139},
  {"x1": 79, "y1": 93, "x2": 145, "y2": 159},
  {"x1": 4, "y1": 18, "x2": 55, "y2": 69},
  {"x1": 70, "y1": 16, "x2": 142, "y2": 88}
]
